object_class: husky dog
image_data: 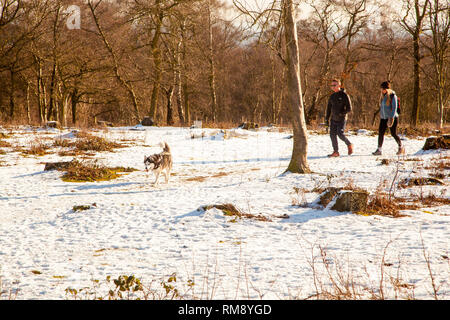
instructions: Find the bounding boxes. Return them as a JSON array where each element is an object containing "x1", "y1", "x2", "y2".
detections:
[{"x1": 144, "y1": 142, "x2": 172, "y2": 186}]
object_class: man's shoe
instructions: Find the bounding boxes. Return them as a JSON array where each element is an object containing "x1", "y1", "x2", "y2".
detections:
[
  {"x1": 372, "y1": 149, "x2": 382, "y2": 156},
  {"x1": 397, "y1": 146, "x2": 405, "y2": 155},
  {"x1": 348, "y1": 144, "x2": 353, "y2": 155},
  {"x1": 328, "y1": 151, "x2": 340, "y2": 157}
]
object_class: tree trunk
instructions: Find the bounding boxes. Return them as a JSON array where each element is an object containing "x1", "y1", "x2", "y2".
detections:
[
  {"x1": 176, "y1": 35, "x2": 185, "y2": 126},
  {"x1": 26, "y1": 81, "x2": 31, "y2": 124},
  {"x1": 8, "y1": 69, "x2": 15, "y2": 118},
  {"x1": 47, "y1": 63, "x2": 57, "y2": 121},
  {"x1": 71, "y1": 89, "x2": 79, "y2": 125},
  {"x1": 271, "y1": 52, "x2": 277, "y2": 123},
  {"x1": 149, "y1": 1, "x2": 163, "y2": 121},
  {"x1": 60, "y1": 90, "x2": 70, "y2": 127},
  {"x1": 165, "y1": 85, "x2": 175, "y2": 126},
  {"x1": 181, "y1": 28, "x2": 190, "y2": 125},
  {"x1": 411, "y1": 32, "x2": 421, "y2": 127},
  {"x1": 283, "y1": 0, "x2": 311, "y2": 174},
  {"x1": 207, "y1": 0, "x2": 218, "y2": 123}
]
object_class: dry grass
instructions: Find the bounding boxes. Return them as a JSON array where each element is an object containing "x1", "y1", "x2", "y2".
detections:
[
  {"x1": 291, "y1": 186, "x2": 309, "y2": 207},
  {"x1": 21, "y1": 138, "x2": 52, "y2": 156},
  {"x1": 53, "y1": 138, "x2": 75, "y2": 148},
  {"x1": 0, "y1": 139, "x2": 11, "y2": 148},
  {"x1": 185, "y1": 176, "x2": 208, "y2": 182},
  {"x1": 201, "y1": 203, "x2": 271, "y2": 222},
  {"x1": 401, "y1": 190, "x2": 450, "y2": 208},
  {"x1": 59, "y1": 159, "x2": 137, "y2": 182},
  {"x1": 363, "y1": 193, "x2": 406, "y2": 218},
  {"x1": 424, "y1": 155, "x2": 450, "y2": 179},
  {"x1": 74, "y1": 131, "x2": 125, "y2": 152},
  {"x1": 184, "y1": 171, "x2": 229, "y2": 182}
]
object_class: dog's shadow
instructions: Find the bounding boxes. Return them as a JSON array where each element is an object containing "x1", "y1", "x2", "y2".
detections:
[
  {"x1": 73, "y1": 182, "x2": 140, "y2": 191},
  {"x1": 173, "y1": 208, "x2": 204, "y2": 223}
]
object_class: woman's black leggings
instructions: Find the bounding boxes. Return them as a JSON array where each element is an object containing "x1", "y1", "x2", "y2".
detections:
[{"x1": 378, "y1": 118, "x2": 402, "y2": 148}]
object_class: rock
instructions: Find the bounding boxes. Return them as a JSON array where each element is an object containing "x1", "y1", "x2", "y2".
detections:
[
  {"x1": 319, "y1": 187, "x2": 342, "y2": 207},
  {"x1": 141, "y1": 117, "x2": 156, "y2": 126},
  {"x1": 331, "y1": 190, "x2": 369, "y2": 212},
  {"x1": 238, "y1": 122, "x2": 259, "y2": 130},
  {"x1": 423, "y1": 135, "x2": 450, "y2": 150},
  {"x1": 45, "y1": 121, "x2": 60, "y2": 129},
  {"x1": 97, "y1": 120, "x2": 113, "y2": 127}
]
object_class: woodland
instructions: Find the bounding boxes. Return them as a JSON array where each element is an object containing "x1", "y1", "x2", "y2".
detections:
[{"x1": 0, "y1": 0, "x2": 448, "y2": 129}]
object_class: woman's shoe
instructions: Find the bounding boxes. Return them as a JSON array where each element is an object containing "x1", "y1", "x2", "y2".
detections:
[{"x1": 372, "y1": 149, "x2": 382, "y2": 155}]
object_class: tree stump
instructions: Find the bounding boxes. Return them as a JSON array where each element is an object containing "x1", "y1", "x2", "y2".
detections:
[
  {"x1": 331, "y1": 190, "x2": 369, "y2": 212},
  {"x1": 141, "y1": 117, "x2": 155, "y2": 126},
  {"x1": 319, "y1": 187, "x2": 341, "y2": 207},
  {"x1": 423, "y1": 135, "x2": 450, "y2": 150}
]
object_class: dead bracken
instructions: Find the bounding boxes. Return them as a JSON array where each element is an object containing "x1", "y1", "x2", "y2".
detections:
[
  {"x1": 45, "y1": 159, "x2": 137, "y2": 182},
  {"x1": 201, "y1": 203, "x2": 272, "y2": 222}
]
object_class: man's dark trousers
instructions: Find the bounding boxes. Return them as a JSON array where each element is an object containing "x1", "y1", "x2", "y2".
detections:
[{"x1": 330, "y1": 119, "x2": 351, "y2": 152}]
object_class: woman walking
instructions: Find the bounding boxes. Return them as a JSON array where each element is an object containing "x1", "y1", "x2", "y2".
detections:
[{"x1": 373, "y1": 81, "x2": 405, "y2": 155}]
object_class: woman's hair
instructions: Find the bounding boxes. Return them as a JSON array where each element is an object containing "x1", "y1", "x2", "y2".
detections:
[
  {"x1": 380, "y1": 88, "x2": 394, "y2": 105},
  {"x1": 380, "y1": 81, "x2": 391, "y2": 89},
  {"x1": 380, "y1": 81, "x2": 393, "y2": 105}
]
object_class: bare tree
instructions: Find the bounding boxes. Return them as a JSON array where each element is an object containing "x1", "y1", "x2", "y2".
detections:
[
  {"x1": 284, "y1": 0, "x2": 310, "y2": 173},
  {"x1": 399, "y1": 0, "x2": 431, "y2": 127},
  {"x1": 339, "y1": 0, "x2": 372, "y2": 87},
  {"x1": 300, "y1": 0, "x2": 348, "y2": 124},
  {"x1": 88, "y1": 0, "x2": 141, "y2": 123},
  {"x1": 422, "y1": 0, "x2": 449, "y2": 128}
]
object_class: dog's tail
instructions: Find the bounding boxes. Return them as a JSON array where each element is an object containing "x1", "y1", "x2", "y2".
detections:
[{"x1": 162, "y1": 142, "x2": 170, "y2": 153}]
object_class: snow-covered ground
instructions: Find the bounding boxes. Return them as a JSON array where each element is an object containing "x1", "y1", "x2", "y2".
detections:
[{"x1": 0, "y1": 125, "x2": 448, "y2": 299}]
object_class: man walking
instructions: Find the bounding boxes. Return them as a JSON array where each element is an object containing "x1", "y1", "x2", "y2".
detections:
[{"x1": 325, "y1": 79, "x2": 353, "y2": 157}]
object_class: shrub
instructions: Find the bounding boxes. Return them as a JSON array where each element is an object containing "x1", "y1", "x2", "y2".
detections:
[
  {"x1": 61, "y1": 159, "x2": 137, "y2": 182},
  {"x1": 22, "y1": 138, "x2": 51, "y2": 156},
  {"x1": 74, "y1": 132, "x2": 124, "y2": 152}
]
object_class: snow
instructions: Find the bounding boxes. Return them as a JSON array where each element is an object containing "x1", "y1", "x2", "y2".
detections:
[{"x1": 0, "y1": 125, "x2": 448, "y2": 299}]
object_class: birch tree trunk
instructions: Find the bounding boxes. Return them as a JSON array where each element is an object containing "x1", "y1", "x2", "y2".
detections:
[
  {"x1": 148, "y1": 0, "x2": 163, "y2": 122},
  {"x1": 428, "y1": 0, "x2": 449, "y2": 129},
  {"x1": 284, "y1": 0, "x2": 311, "y2": 174},
  {"x1": 207, "y1": 0, "x2": 218, "y2": 123},
  {"x1": 176, "y1": 34, "x2": 185, "y2": 125}
]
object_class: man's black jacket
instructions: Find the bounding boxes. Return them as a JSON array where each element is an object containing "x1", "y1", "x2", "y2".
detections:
[{"x1": 326, "y1": 88, "x2": 352, "y2": 122}]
